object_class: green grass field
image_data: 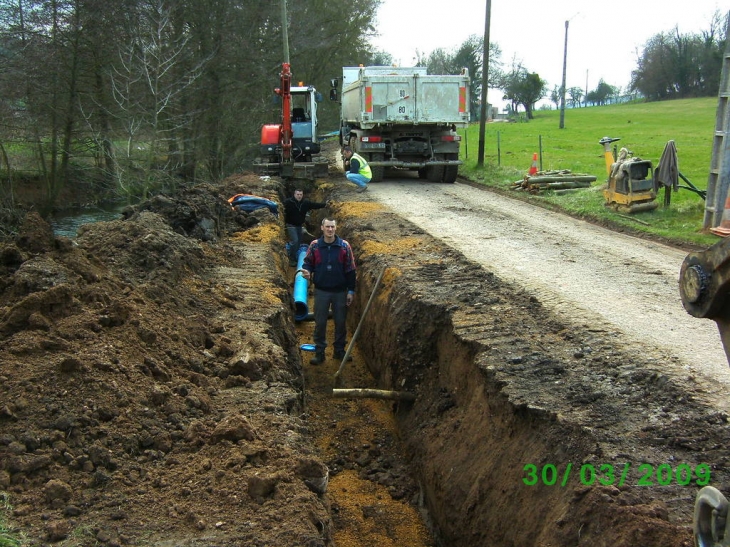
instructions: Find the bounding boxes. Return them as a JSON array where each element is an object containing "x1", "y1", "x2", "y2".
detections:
[{"x1": 457, "y1": 97, "x2": 719, "y2": 248}]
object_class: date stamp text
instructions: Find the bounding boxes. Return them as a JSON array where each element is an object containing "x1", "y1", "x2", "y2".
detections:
[{"x1": 522, "y1": 462, "x2": 711, "y2": 487}]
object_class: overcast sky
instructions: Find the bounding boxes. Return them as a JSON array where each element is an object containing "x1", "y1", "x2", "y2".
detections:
[{"x1": 370, "y1": 0, "x2": 725, "y2": 108}]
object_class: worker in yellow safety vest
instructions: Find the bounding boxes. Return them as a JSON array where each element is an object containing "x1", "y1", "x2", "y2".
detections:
[{"x1": 342, "y1": 146, "x2": 371, "y2": 192}]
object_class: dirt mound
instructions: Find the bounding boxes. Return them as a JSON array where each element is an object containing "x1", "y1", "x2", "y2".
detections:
[{"x1": 0, "y1": 173, "x2": 334, "y2": 546}]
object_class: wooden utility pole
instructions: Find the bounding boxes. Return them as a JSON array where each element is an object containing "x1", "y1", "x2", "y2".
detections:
[
  {"x1": 477, "y1": 0, "x2": 492, "y2": 167},
  {"x1": 559, "y1": 20, "x2": 569, "y2": 129},
  {"x1": 281, "y1": 0, "x2": 289, "y2": 64}
]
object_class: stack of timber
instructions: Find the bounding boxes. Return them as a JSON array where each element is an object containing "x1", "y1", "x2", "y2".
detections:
[{"x1": 511, "y1": 169, "x2": 597, "y2": 194}]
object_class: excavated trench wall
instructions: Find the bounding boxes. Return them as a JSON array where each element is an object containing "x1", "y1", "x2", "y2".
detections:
[{"x1": 329, "y1": 200, "x2": 708, "y2": 547}]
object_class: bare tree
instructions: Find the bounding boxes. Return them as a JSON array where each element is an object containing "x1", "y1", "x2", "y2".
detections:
[{"x1": 110, "y1": 0, "x2": 209, "y2": 195}]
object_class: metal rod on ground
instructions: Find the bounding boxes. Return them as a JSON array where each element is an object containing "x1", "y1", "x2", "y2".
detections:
[
  {"x1": 616, "y1": 213, "x2": 650, "y2": 226},
  {"x1": 332, "y1": 389, "x2": 415, "y2": 402},
  {"x1": 679, "y1": 171, "x2": 707, "y2": 200},
  {"x1": 333, "y1": 267, "x2": 386, "y2": 384}
]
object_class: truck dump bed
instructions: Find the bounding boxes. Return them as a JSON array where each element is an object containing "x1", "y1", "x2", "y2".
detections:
[{"x1": 341, "y1": 66, "x2": 469, "y2": 129}]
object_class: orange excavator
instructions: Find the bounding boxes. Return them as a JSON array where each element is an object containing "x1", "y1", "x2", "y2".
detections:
[
  {"x1": 252, "y1": 1, "x2": 326, "y2": 180},
  {"x1": 253, "y1": 62, "x2": 327, "y2": 180}
]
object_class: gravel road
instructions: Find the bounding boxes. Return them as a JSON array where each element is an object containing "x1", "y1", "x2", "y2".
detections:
[{"x1": 362, "y1": 176, "x2": 730, "y2": 410}]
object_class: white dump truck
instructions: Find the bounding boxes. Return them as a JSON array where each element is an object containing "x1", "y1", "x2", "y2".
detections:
[{"x1": 330, "y1": 66, "x2": 470, "y2": 183}]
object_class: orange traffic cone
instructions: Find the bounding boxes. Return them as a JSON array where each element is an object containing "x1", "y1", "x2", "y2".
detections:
[
  {"x1": 711, "y1": 193, "x2": 730, "y2": 236},
  {"x1": 528, "y1": 153, "x2": 538, "y2": 176}
]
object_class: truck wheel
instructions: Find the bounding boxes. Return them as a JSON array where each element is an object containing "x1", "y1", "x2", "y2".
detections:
[
  {"x1": 442, "y1": 165, "x2": 458, "y2": 183},
  {"x1": 426, "y1": 165, "x2": 445, "y2": 182},
  {"x1": 342, "y1": 136, "x2": 360, "y2": 173},
  {"x1": 370, "y1": 166, "x2": 384, "y2": 182},
  {"x1": 369, "y1": 153, "x2": 384, "y2": 183}
]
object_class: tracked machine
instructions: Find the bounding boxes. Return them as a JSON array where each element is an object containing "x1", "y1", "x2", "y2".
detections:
[
  {"x1": 680, "y1": 236, "x2": 730, "y2": 546},
  {"x1": 252, "y1": 0, "x2": 327, "y2": 180},
  {"x1": 253, "y1": 63, "x2": 328, "y2": 180}
]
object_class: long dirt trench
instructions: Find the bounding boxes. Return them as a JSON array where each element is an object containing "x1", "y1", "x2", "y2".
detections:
[
  {"x1": 299, "y1": 181, "x2": 730, "y2": 547},
  {"x1": 2, "y1": 171, "x2": 724, "y2": 546}
]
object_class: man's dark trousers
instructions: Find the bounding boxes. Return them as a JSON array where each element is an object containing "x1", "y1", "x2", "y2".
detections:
[
  {"x1": 313, "y1": 288, "x2": 347, "y2": 354},
  {"x1": 286, "y1": 225, "x2": 303, "y2": 263}
]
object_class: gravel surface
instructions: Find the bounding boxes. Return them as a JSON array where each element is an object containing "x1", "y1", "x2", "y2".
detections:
[{"x1": 364, "y1": 176, "x2": 730, "y2": 410}]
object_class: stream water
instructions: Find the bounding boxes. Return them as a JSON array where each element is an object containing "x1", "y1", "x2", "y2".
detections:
[{"x1": 49, "y1": 203, "x2": 127, "y2": 238}]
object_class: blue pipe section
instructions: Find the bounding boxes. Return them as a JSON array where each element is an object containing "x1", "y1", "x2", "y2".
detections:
[{"x1": 293, "y1": 245, "x2": 310, "y2": 321}]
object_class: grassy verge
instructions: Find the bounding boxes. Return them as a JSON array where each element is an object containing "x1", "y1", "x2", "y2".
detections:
[
  {"x1": 458, "y1": 97, "x2": 719, "y2": 249},
  {"x1": 0, "y1": 494, "x2": 22, "y2": 547}
]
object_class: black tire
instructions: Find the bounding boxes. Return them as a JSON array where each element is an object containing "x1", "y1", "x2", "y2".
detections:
[
  {"x1": 343, "y1": 135, "x2": 356, "y2": 172},
  {"x1": 426, "y1": 165, "x2": 445, "y2": 182},
  {"x1": 370, "y1": 166, "x2": 384, "y2": 182},
  {"x1": 417, "y1": 168, "x2": 428, "y2": 179},
  {"x1": 369, "y1": 153, "x2": 384, "y2": 182},
  {"x1": 443, "y1": 165, "x2": 458, "y2": 183}
]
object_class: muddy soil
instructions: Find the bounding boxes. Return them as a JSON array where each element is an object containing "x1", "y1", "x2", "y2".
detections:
[
  {"x1": 1, "y1": 145, "x2": 729, "y2": 547},
  {"x1": 0, "y1": 164, "x2": 435, "y2": 547}
]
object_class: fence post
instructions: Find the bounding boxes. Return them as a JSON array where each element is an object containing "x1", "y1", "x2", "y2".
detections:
[{"x1": 497, "y1": 131, "x2": 501, "y2": 166}]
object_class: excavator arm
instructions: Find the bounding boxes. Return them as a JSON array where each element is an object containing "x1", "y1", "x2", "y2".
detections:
[
  {"x1": 276, "y1": 62, "x2": 293, "y2": 164},
  {"x1": 679, "y1": 236, "x2": 730, "y2": 364},
  {"x1": 680, "y1": 236, "x2": 730, "y2": 546}
]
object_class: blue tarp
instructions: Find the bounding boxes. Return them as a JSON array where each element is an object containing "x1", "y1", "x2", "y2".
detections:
[{"x1": 230, "y1": 195, "x2": 278, "y2": 217}]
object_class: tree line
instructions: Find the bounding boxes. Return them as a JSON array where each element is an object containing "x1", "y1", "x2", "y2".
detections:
[
  {"x1": 630, "y1": 11, "x2": 728, "y2": 101},
  {"x1": 0, "y1": 1, "x2": 726, "y2": 218},
  {"x1": 0, "y1": 0, "x2": 380, "y2": 212}
]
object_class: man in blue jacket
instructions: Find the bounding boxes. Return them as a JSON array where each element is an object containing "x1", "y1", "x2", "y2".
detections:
[{"x1": 300, "y1": 218, "x2": 357, "y2": 364}]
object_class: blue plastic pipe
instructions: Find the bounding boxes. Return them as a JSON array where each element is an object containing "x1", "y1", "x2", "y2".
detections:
[{"x1": 293, "y1": 245, "x2": 310, "y2": 321}]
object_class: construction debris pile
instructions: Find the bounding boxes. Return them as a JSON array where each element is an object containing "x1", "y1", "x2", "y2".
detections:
[{"x1": 511, "y1": 170, "x2": 597, "y2": 194}]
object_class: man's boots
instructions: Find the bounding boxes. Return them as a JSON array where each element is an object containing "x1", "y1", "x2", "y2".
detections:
[
  {"x1": 309, "y1": 351, "x2": 325, "y2": 365},
  {"x1": 333, "y1": 350, "x2": 352, "y2": 362}
]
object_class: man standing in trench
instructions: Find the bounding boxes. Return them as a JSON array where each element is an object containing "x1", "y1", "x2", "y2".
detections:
[
  {"x1": 300, "y1": 218, "x2": 357, "y2": 365},
  {"x1": 283, "y1": 188, "x2": 329, "y2": 267}
]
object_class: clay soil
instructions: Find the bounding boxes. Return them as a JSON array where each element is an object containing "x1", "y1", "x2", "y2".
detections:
[{"x1": 2, "y1": 148, "x2": 730, "y2": 547}]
